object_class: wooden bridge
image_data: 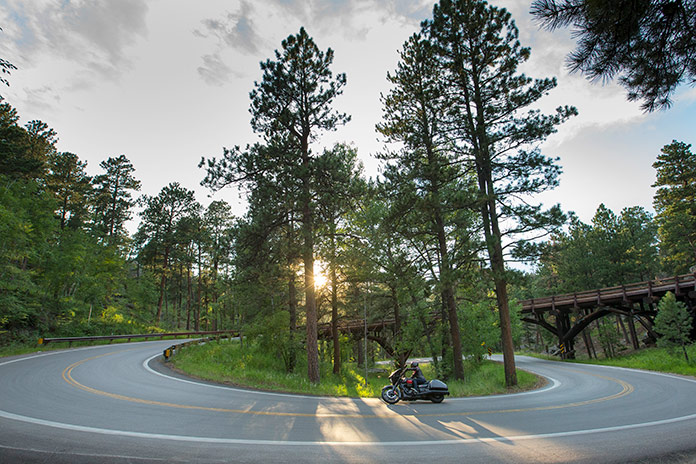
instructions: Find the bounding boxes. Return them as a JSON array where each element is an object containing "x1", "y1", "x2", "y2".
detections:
[
  {"x1": 519, "y1": 274, "x2": 696, "y2": 358},
  {"x1": 316, "y1": 274, "x2": 696, "y2": 360}
]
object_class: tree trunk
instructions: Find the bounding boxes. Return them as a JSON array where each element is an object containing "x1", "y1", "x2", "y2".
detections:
[
  {"x1": 155, "y1": 246, "x2": 169, "y2": 325},
  {"x1": 186, "y1": 264, "x2": 192, "y2": 331},
  {"x1": 434, "y1": 211, "x2": 465, "y2": 380},
  {"x1": 477, "y1": 170, "x2": 517, "y2": 385},
  {"x1": 196, "y1": 244, "x2": 202, "y2": 332},
  {"x1": 459, "y1": 56, "x2": 517, "y2": 386},
  {"x1": 302, "y1": 144, "x2": 319, "y2": 383},
  {"x1": 331, "y1": 245, "x2": 340, "y2": 375},
  {"x1": 356, "y1": 337, "x2": 365, "y2": 367}
]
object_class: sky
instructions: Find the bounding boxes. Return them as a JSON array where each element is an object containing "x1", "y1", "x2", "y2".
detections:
[{"x1": 1, "y1": 0, "x2": 695, "y2": 232}]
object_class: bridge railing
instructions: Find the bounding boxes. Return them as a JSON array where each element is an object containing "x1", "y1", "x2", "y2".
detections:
[
  {"x1": 38, "y1": 330, "x2": 239, "y2": 346},
  {"x1": 521, "y1": 273, "x2": 696, "y2": 313}
]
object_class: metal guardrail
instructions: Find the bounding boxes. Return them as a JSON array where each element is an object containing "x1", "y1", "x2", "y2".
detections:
[
  {"x1": 162, "y1": 332, "x2": 239, "y2": 360},
  {"x1": 38, "y1": 330, "x2": 239, "y2": 346}
]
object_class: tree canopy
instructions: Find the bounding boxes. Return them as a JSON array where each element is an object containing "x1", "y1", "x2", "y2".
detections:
[{"x1": 531, "y1": 0, "x2": 696, "y2": 111}]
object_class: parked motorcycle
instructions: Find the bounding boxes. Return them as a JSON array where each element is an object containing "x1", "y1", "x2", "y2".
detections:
[{"x1": 381, "y1": 366, "x2": 449, "y2": 404}]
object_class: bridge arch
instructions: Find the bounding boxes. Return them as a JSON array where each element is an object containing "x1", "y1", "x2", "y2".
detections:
[{"x1": 520, "y1": 274, "x2": 696, "y2": 359}]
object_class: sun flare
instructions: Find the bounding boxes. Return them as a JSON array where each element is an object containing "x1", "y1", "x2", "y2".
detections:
[{"x1": 313, "y1": 261, "x2": 328, "y2": 288}]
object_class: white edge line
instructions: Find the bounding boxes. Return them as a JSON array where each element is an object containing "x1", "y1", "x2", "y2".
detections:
[
  {"x1": 568, "y1": 361, "x2": 696, "y2": 384},
  {"x1": 3, "y1": 348, "x2": 696, "y2": 446},
  {"x1": 1, "y1": 407, "x2": 696, "y2": 446}
]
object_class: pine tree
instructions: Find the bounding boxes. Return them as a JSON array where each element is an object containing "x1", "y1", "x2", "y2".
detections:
[
  {"x1": 531, "y1": 0, "x2": 696, "y2": 111},
  {"x1": 652, "y1": 140, "x2": 696, "y2": 274},
  {"x1": 201, "y1": 28, "x2": 349, "y2": 383},
  {"x1": 136, "y1": 183, "x2": 200, "y2": 325},
  {"x1": 654, "y1": 292, "x2": 693, "y2": 361},
  {"x1": 426, "y1": 0, "x2": 576, "y2": 385},
  {"x1": 92, "y1": 155, "x2": 141, "y2": 245},
  {"x1": 377, "y1": 32, "x2": 480, "y2": 380}
]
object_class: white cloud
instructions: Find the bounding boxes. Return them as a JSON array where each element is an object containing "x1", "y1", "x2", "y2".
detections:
[
  {"x1": 1, "y1": 0, "x2": 148, "y2": 74},
  {"x1": 194, "y1": 1, "x2": 263, "y2": 55},
  {"x1": 198, "y1": 53, "x2": 237, "y2": 86},
  {"x1": 1, "y1": 0, "x2": 693, "y2": 228}
]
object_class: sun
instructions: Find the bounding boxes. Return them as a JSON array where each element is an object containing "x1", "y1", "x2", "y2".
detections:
[{"x1": 313, "y1": 261, "x2": 329, "y2": 288}]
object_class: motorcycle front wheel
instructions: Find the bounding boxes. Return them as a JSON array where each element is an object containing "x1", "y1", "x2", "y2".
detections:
[{"x1": 381, "y1": 386, "x2": 400, "y2": 404}]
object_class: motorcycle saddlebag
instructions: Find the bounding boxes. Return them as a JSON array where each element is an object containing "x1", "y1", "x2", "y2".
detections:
[{"x1": 428, "y1": 379, "x2": 449, "y2": 393}]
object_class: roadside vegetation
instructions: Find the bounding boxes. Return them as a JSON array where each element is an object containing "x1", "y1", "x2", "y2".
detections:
[
  {"x1": 169, "y1": 339, "x2": 539, "y2": 398},
  {"x1": 569, "y1": 345, "x2": 696, "y2": 377}
]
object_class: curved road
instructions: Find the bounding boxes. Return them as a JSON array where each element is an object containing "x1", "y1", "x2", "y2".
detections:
[{"x1": 2, "y1": 341, "x2": 696, "y2": 463}]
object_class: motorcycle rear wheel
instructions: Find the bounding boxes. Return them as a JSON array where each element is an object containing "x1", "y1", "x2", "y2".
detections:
[
  {"x1": 381, "y1": 386, "x2": 400, "y2": 404},
  {"x1": 430, "y1": 394, "x2": 445, "y2": 403}
]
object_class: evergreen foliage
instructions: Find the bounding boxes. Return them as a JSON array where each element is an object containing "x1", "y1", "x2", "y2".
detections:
[
  {"x1": 201, "y1": 27, "x2": 350, "y2": 383},
  {"x1": 537, "y1": 204, "x2": 660, "y2": 294},
  {"x1": 2, "y1": 6, "x2": 693, "y2": 392},
  {"x1": 652, "y1": 140, "x2": 696, "y2": 274},
  {"x1": 422, "y1": 0, "x2": 576, "y2": 386},
  {"x1": 654, "y1": 292, "x2": 693, "y2": 361},
  {"x1": 531, "y1": 0, "x2": 696, "y2": 111}
]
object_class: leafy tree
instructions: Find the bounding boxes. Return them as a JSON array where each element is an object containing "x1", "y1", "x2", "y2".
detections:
[
  {"x1": 654, "y1": 291, "x2": 693, "y2": 360},
  {"x1": 531, "y1": 0, "x2": 696, "y2": 111},
  {"x1": 24, "y1": 120, "x2": 58, "y2": 173},
  {"x1": 345, "y1": 186, "x2": 433, "y2": 370},
  {"x1": 652, "y1": 140, "x2": 696, "y2": 274},
  {"x1": 0, "y1": 176, "x2": 55, "y2": 331},
  {"x1": 538, "y1": 204, "x2": 659, "y2": 294},
  {"x1": 202, "y1": 200, "x2": 235, "y2": 329},
  {"x1": 617, "y1": 206, "x2": 660, "y2": 280},
  {"x1": 92, "y1": 155, "x2": 141, "y2": 245},
  {"x1": 426, "y1": 0, "x2": 576, "y2": 386}
]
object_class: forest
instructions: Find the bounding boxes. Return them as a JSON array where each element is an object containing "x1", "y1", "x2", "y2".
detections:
[{"x1": 1, "y1": 0, "x2": 695, "y2": 387}]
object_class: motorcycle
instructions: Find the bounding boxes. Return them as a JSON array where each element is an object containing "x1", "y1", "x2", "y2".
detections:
[{"x1": 381, "y1": 366, "x2": 449, "y2": 404}]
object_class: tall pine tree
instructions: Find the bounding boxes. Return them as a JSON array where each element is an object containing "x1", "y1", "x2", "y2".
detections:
[{"x1": 426, "y1": 0, "x2": 576, "y2": 385}]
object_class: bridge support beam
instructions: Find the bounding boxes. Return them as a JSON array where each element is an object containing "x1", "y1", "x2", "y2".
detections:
[{"x1": 554, "y1": 310, "x2": 575, "y2": 359}]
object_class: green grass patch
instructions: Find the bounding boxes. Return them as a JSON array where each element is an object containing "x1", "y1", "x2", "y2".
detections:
[
  {"x1": 520, "y1": 344, "x2": 696, "y2": 377},
  {"x1": 0, "y1": 343, "x2": 55, "y2": 358},
  {"x1": 569, "y1": 345, "x2": 696, "y2": 376},
  {"x1": 170, "y1": 340, "x2": 540, "y2": 398}
]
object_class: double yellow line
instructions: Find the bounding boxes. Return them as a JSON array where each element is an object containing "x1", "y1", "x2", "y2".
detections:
[{"x1": 62, "y1": 352, "x2": 634, "y2": 419}]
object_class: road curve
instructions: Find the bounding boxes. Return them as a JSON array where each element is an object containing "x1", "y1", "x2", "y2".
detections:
[{"x1": 2, "y1": 341, "x2": 696, "y2": 463}]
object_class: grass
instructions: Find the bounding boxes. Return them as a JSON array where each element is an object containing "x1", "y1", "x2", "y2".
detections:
[
  {"x1": 169, "y1": 339, "x2": 540, "y2": 398},
  {"x1": 570, "y1": 345, "x2": 696, "y2": 377},
  {"x1": 520, "y1": 344, "x2": 696, "y2": 377}
]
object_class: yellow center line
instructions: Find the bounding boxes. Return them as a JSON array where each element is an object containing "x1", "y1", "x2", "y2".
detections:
[{"x1": 62, "y1": 353, "x2": 634, "y2": 418}]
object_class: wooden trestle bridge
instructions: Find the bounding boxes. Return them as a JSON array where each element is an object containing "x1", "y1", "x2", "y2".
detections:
[
  {"x1": 520, "y1": 273, "x2": 696, "y2": 358},
  {"x1": 318, "y1": 273, "x2": 696, "y2": 360}
]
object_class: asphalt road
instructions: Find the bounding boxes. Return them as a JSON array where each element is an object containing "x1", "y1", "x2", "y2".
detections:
[{"x1": 2, "y1": 341, "x2": 696, "y2": 463}]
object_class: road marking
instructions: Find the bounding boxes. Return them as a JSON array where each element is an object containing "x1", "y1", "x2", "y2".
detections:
[
  {"x1": 62, "y1": 352, "x2": 632, "y2": 418},
  {"x1": 2, "y1": 407, "x2": 696, "y2": 446},
  {"x1": 2, "y1": 348, "x2": 696, "y2": 446}
]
